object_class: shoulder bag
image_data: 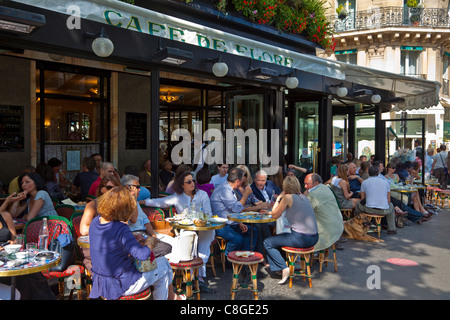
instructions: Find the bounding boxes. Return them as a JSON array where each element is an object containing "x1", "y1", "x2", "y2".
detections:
[{"x1": 48, "y1": 223, "x2": 75, "y2": 272}]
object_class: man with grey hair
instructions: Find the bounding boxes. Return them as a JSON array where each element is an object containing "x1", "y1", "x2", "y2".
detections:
[
  {"x1": 88, "y1": 161, "x2": 117, "y2": 196},
  {"x1": 304, "y1": 173, "x2": 344, "y2": 251},
  {"x1": 250, "y1": 170, "x2": 281, "y2": 204},
  {"x1": 120, "y1": 174, "x2": 172, "y2": 258}
]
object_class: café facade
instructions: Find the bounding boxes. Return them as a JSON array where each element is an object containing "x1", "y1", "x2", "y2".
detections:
[{"x1": 0, "y1": 0, "x2": 440, "y2": 196}]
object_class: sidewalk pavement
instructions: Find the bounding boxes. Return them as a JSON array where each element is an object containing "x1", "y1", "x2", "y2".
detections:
[{"x1": 200, "y1": 206, "x2": 450, "y2": 300}]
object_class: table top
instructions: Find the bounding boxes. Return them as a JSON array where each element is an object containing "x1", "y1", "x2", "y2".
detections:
[
  {"x1": 169, "y1": 219, "x2": 226, "y2": 231},
  {"x1": 228, "y1": 212, "x2": 276, "y2": 224},
  {"x1": 13, "y1": 218, "x2": 27, "y2": 231},
  {"x1": 0, "y1": 251, "x2": 61, "y2": 277},
  {"x1": 77, "y1": 235, "x2": 90, "y2": 248},
  {"x1": 391, "y1": 187, "x2": 419, "y2": 193}
]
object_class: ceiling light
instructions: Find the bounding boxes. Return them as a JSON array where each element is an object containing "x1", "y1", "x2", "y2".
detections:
[
  {"x1": 248, "y1": 67, "x2": 278, "y2": 80},
  {"x1": 0, "y1": 5, "x2": 45, "y2": 34},
  {"x1": 160, "y1": 91, "x2": 180, "y2": 103},
  {"x1": 153, "y1": 47, "x2": 193, "y2": 65}
]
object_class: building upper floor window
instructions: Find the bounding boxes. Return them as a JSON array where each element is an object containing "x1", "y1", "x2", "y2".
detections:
[
  {"x1": 400, "y1": 47, "x2": 422, "y2": 78},
  {"x1": 335, "y1": 49, "x2": 357, "y2": 65}
]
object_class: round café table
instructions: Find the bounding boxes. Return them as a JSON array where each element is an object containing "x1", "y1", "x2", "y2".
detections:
[
  {"x1": 227, "y1": 212, "x2": 276, "y2": 250},
  {"x1": 0, "y1": 251, "x2": 60, "y2": 300}
]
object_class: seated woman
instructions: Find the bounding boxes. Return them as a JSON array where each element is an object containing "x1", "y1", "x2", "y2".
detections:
[
  {"x1": 195, "y1": 166, "x2": 214, "y2": 197},
  {"x1": 79, "y1": 175, "x2": 126, "y2": 272},
  {"x1": 36, "y1": 163, "x2": 67, "y2": 202},
  {"x1": 329, "y1": 164, "x2": 359, "y2": 209},
  {"x1": 9, "y1": 172, "x2": 57, "y2": 221},
  {"x1": 263, "y1": 176, "x2": 318, "y2": 285},
  {"x1": 165, "y1": 164, "x2": 192, "y2": 194},
  {"x1": 386, "y1": 162, "x2": 431, "y2": 219},
  {"x1": 0, "y1": 208, "x2": 55, "y2": 300},
  {"x1": 140, "y1": 171, "x2": 214, "y2": 283},
  {"x1": 80, "y1": 175, "x2": 124, "y2": 236},
  {"x1": 88, "y1": 186, "x2": 179, "y2": 300}
]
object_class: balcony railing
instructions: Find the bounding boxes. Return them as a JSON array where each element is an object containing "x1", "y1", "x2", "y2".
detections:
[{"x1": 328, "y1": 7, "x2": 450, "y2": 32}]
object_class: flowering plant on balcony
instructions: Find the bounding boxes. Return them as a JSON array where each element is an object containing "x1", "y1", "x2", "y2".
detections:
[
  {"x1": 336, "y1": 4, "x2": 348, "y2": 20},
  {"x1": 174, "y1": 0, "x2": 336, "y2": 51}
]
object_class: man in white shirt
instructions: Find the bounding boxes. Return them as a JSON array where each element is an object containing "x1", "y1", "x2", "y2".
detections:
[
  {"x1": 209, "y1": 164, "x2": 229, "y2": 187},
  {"x1": 354, "y1": 165, "x2": 397, "y2": 235}
]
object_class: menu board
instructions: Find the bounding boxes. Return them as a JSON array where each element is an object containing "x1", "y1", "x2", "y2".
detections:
[
  {"x1": 126, "y1": 112, "x2": 147, "y2": 150},
  {"x1": 0, "y1": 105, "x2": 24, "y2": 152}
]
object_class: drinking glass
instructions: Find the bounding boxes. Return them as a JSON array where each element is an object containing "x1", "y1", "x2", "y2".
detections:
[
  {"x1": 15, "y1": 234, "x2": 24, "y2": 249},
  {"x1": 26, "y1": 243, "x2": 38, "y2": 261}
]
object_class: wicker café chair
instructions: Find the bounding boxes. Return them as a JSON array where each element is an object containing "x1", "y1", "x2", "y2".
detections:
[{"x1": 24, "y1": 215, "x2": 83, "y2": 300}]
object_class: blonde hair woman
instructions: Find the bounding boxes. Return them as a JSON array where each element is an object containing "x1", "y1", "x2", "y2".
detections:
[
  {"x1": 263, "y1": 176, "x2": 318, "y2": 285},
  {"x1": 330, "y1": 164, "x2": 359, "y2": 209}
]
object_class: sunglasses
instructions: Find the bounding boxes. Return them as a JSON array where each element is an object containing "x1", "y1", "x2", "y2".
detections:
[
  {"x1": 104, "y1": 185, "x2": 115, "y2": 190},
  {"x1": 184, "y1": 180, "x2": 195, "y2": 184},
  {"x1": 126, "y1": 184, "x2": 141, "y2": 189}
]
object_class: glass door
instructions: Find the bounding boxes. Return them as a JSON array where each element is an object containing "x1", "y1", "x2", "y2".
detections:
[
  {"x1": 225, "y1": 91, "x2": 266, "y2": 175},
  {"x1": 293, "y1": 102, "x2": 318, "y2": 173}
]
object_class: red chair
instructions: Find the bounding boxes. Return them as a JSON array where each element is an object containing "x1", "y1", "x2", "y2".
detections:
[
  {"x1": 141, "y1": 206, "x2": 175, "y2": 237},
  {"x1": 55, "y1": 204, "x2": 76, "y2": 220},
  {"x1": 24, "y1": 215, "x2": 83, "y2": 300}
]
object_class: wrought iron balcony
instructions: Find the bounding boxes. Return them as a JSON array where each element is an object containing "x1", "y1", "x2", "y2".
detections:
[{"x1": 328, "y1": 7, "x2": 450, "y2": 32}]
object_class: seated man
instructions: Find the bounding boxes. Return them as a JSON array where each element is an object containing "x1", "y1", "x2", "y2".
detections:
[
  {"x1": 72, "y1": 157, "x2": 99, "y2": 201},
  {"x1": 347, "y1": 162, "x2": 363, "y2": 198},
  {"x1": 250, "y1": 170, "x2": 282, "y2": 203},
  {"x1": 210, "y1": 167, "x2": 257, "y2": 256},
  {"x1": 354, "y1": 166, "x2": 397, "y2": 235},
  {"x1": 304, "y1": 173, "x2": 344, "y2": 251},
  {"x1": 250, "y1": 170, "x2": 281, "y2": 254},
  {"x1": 120, "y1": 174, "x2": 172, "y2": 258},
  {"x1": 210, "y1": 164, "x2": 229, "y2": 188}
]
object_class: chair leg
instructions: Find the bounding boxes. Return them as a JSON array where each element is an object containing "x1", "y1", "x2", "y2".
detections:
[
  {"x1": 185, "y1": 269, "x2": 192, "y2": 299},
  {"x1": 303, "y1": 254, "x2": 313, "y2": 288},
  {"x1": 248, "y1": 264, "x2": 259, "y2": 300},
  {"x1": 209, "y1": 243, "x2": 217, "y2": 277},
  {"x1": 230, "y1": 263, "x2": 242, "y2": 300}
]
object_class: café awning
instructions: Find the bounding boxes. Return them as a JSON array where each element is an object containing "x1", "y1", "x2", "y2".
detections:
[
  {"x1": 336, "y1": 61, "x2": 441, "y2": 111},
  {"x1": 12, "y1": 0, "x2": 441, "y2": 111}
]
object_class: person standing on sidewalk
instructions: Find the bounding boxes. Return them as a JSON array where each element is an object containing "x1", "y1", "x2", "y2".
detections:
[{"x1": 431, "y1": 144, "x2": 448, "y2": 190}]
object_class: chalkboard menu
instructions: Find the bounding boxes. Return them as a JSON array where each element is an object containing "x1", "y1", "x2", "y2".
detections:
[
  {"x1": 126, "y1": 112, "x2": 147, "y2": 150},
  {"x1": 0, "y1": 105, "x2": 24, "y2": 152}
]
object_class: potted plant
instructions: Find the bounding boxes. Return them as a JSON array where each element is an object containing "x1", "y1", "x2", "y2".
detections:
[
  {"x1": 407, "y1": 0, "x2": 421, "y2": 26},
  {"x1": 336, "y1": 4, "x2": 348, "y2": 20}
]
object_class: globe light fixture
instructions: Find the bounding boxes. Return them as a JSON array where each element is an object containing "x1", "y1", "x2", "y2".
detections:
[
  {"x1": 285, "y1": 76, "x2": 299, "y2": 89},
  {"x1": 336, "y1": 86, "x2": 348, "y2": 98},
  {"x1": 371, "y1": 94, "x2": 381, "y2": 104},
  {"x1": 86, "y1": 27, "x2": 114, "y2": 58},
  {"x1": 212, "y1": 61, "x2": 228, "y2": 77}
]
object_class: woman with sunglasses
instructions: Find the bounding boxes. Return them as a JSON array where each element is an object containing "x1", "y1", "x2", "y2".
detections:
[
  {"x1": 80, "y1": 175, "x2": 124, "y2": 236},
  {"x1": 140, "y1": 170, "x2": 214, "y2": 287}
]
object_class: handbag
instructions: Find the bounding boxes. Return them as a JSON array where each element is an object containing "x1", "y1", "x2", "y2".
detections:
[{"x1": 48, "y1": 223, "x2": 75, "y2": 272}]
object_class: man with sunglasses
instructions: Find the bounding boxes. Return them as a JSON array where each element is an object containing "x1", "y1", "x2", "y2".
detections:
[{"x1": 121, "y1": 175, "x2": 172, "y2": 258}]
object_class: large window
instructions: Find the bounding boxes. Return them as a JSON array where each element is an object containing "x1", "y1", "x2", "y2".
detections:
[
  {"x1": 36, "y1": 63, "x2": 110, "y2": 172},
  {"x1": 400, "y1": 48, "x2": 422, "y2": 77}
]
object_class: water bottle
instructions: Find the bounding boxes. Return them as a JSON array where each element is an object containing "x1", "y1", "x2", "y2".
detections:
[{"x1": 38, "y1": 217, "x2": 49, "y2": 251}]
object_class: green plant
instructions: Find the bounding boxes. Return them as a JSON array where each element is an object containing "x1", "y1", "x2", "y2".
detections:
[
  {"x1": 406, "y1": 0, "x2": 418, "y2": 7},
  {"x1": 336, "y1": 4, "x2": 345, "y2": 14},
  {"x1": 178, "y1": 0, "x2": 336, "y2": 51}
]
